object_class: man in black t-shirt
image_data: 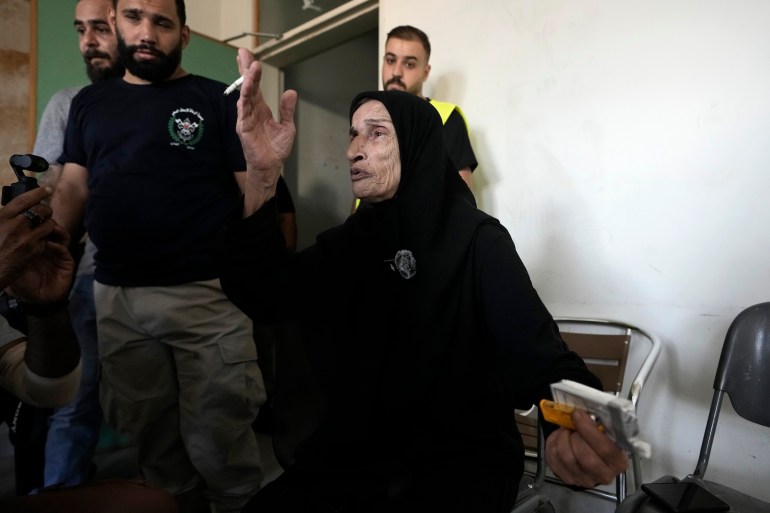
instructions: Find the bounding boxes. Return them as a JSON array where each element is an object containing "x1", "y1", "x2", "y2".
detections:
[
  {"x1": 50, "y1": 1, "x2": 268, "y2": 511},
  {"x1": 381, "y1": 25, "x2": 478, "y2": 189}
]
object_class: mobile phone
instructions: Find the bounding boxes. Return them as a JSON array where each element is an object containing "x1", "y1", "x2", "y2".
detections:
[{"x1": 641, "y1": 481, "x2": 730, "y2": 513}]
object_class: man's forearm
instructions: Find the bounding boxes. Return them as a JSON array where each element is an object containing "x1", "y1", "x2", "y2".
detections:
[
  {"x1": 458, "y1": 168, "x2": 473, "y2": 189},
  {"x1": 50, "y1": 181, "x2": 87, "y2": 248},
  {"x1": 23, "y1": 301, "x2": 80, "y2": 378},
  {"x1": 277, "y1": 212, "x2": 297, "y2": 251},
  {"x1": 0, "y1": 302, "x2": 81, "y2": 408},
  {"x1": 38, "y1": 163, "x2": 63, "y2": 190}
]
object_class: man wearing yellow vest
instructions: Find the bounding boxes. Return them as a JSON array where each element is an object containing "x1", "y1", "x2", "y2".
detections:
[{"x1": 382, "y1": 25, "x2": 478, "y2": 189}]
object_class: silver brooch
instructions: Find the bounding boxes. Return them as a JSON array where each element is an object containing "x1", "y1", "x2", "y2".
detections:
[{"x1": 389, "y1": 249, "x2": 416, "y2": 280}]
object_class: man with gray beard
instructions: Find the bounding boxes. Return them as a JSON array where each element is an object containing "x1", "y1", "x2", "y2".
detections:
[{"x1": 32, "y1": 0, "x2": 124, "y2": 489}]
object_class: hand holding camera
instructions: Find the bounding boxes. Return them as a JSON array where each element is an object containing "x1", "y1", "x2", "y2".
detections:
[{"x1": 1, "y1": 154, "x2": 73, "y2": 301}]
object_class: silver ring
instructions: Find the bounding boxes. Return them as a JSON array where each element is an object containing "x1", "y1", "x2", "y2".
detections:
[{"x1": 22, "y1": 209, "x2": 45, "y2": 227}]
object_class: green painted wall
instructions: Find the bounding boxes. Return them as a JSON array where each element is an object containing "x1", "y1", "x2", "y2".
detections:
[{"x1": 36, "y1": 0, "x2": 240, "y2": 125}]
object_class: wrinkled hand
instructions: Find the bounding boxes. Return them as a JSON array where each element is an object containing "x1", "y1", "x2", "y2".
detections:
[
  {"x1": 545, "y1": 409, "x2": 629, "y2": 488},
  {"x1": 0, "y1": 187, "x2": 73, "y2": 302},
  {"x1": 235, "y1": 48, "x2": 298, "y2": 215}
]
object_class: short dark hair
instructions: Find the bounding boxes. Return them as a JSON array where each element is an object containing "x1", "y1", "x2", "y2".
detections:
[
  {"x1": 111, "y1": 0, "x2": 186, "y2": 26},
  {"x1": 386, "y1": 25, "x2": 431, "y2": 60}
]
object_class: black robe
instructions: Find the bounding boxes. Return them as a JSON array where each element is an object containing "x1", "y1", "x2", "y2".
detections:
[{"x1": 218, "y1": 90, "x2": 600, "y2": 513}]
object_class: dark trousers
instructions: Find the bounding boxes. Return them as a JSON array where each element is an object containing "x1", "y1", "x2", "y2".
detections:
[{"x1": 0, "y1": 391, "x2": 52, "y2": 495}]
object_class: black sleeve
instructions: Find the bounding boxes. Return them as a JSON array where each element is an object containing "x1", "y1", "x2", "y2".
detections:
[
  {"x1": 216, "y1": 198, "x2": 297, "y2": 324},
  {"x1": 275, "y1": 175, "x2": 296, "y2": 214},
  {"x1": 443, "y1": 109, "x2": 478, "y2": 172},
  {"x1": 475, "y1": 224, "x2": 601, "y2": 428}
]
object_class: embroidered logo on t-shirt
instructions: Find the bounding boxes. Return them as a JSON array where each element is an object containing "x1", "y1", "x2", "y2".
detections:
[{"x1": 168, "y1": 108, "x2": 205, "y2": 149}]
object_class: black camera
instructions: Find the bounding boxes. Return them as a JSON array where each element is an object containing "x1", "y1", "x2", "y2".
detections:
[{"x1": 1, "y1": 154, "x2": 49, "y2": 206}]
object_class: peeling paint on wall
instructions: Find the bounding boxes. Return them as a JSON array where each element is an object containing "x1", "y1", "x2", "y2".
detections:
[{"x1": 0, "y1": 0, "x2": 31, "y2": 188}]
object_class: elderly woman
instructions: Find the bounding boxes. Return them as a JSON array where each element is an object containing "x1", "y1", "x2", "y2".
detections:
[{"x1": 221, "y1": 49, "x2": 627, "y2": 513}]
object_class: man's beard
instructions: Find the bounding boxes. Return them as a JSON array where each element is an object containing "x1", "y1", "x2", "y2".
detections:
[
  {"x1": 116, "y1": 31, "x2": 182, "y2": 83},
  {"x1": 383, "y1": 77, "x2": 421, "y2": 96},
  {"x1": 384, "y1": 77, "x2": 406, "y2": 91},
  {"x1": 84, "y1": 50, "x2": 125, "y2": 83}
]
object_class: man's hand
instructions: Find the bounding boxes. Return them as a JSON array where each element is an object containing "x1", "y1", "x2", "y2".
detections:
[
  {"x1": 10, "y1": 231, "x2": 73, "y2": 304},
  {"x1": 545, "y1": 409, "x2": 629, "y2": 488},
  {"x1": 235, "y1": 48, "x2": 298, "y2": 216},
  {"x1": 0, "y1": 186, "x2": 74, "y2": 302}
]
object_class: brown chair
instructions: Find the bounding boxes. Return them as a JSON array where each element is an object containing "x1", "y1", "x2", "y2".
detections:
[
  {"x1": 559, "y1": 328, "x2": 631, "y2": 396},
  {"x1": 513, "y1": 318, "x2": 661, "y2": 511}
]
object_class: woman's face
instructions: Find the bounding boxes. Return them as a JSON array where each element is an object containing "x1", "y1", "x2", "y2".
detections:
[{"x1": 347, "y1": 100, "x2": 401, "y2": 202}]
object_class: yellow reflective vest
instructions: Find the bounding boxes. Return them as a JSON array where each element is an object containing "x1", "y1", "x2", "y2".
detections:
[{"x1": 428, "y1": 99, "x2": 470, "y2": 133}]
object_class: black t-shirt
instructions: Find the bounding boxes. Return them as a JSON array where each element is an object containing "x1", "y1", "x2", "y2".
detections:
[
  {"x1": 427, "y1": 98, "x2": 478, "y2": 172},
  {"x1": 442, "y1": 108, "x2": 478, "y2": 172},
  {"x1": 63, "y1": 75, "x2": 246, "y2": 286}
]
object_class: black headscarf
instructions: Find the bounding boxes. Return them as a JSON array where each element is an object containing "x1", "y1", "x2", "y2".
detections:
[{"x1": 349, "y1": 90, "x2": 478, "y2": 256}]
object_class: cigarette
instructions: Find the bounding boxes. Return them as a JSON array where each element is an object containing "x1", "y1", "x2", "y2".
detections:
[{"x1": 224, "y1": 76, "x2": 244, "y2": 95}]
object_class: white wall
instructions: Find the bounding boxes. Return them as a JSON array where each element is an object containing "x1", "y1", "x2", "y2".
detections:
[
  {"x1": 383, "y1": 0, "x2": 770, "y2": 502},
  {"x1": 186, "y1": 0, "x2": 256, "y2": 47}
]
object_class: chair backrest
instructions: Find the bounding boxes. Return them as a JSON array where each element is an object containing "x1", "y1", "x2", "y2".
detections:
[
  {"x1": 559, "y1": 329, "x2": 631, "y2": 396},
  {"x1": 514, "y1": 318, "x2": 661, "y2": 507},
  {"x1": 716, "y1": 302, "x2": 770, "y2": 427},
  {"x1": 693, "y1": 302, "x2": 770, "y2": 478},
  {"x1": 517, "y1": 406, "x2": 540, "y2": 458}
]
